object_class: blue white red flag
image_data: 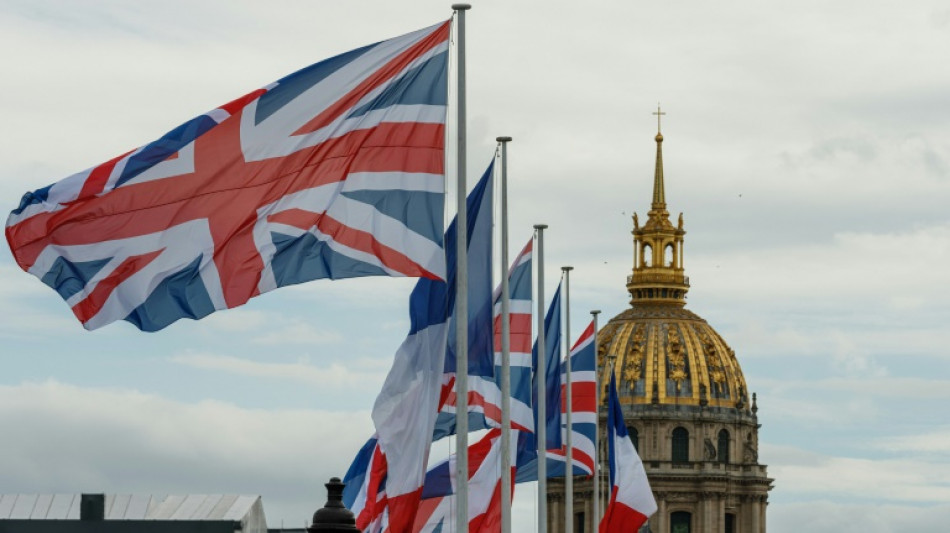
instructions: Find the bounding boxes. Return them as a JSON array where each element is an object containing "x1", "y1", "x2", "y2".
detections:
[
  {"x1": 600, "y1": 371, "x2": 656, "y2": 533},
  {"x1": 369, "y1": 164, "x2": 493, "y2": 533},
  {"x1": 5, "y1": 21, "x2": 450, "y2": 331},
  {"x1": 434, "y1": 236, "x2": 534, "y2": 438},
  {"x1": 432, "y1": 162, "x2": 495, "y2": 440},
  {"x1": 547, "y1": 319, "x2": 598, "y2": 476}
]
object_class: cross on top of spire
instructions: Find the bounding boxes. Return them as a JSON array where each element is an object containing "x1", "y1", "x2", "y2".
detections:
[{"x1": 653, "y1": 103, "x2": 666, "y2": 134}]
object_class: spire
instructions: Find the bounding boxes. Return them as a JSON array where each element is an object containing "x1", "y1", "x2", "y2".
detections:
[
  {"x1": 627, "y1": 106, "x2": 688, "y2": 307},
  {"x1": 652, "y1": 104, "x2": 666, "y2": 210}
]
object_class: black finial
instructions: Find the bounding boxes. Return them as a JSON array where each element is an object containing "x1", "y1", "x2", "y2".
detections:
[
  {"x1": 752, "y1": 392, "x2": 758, "y2": 414},
  {"x1": 308, "y1": 477, "x2": 358, "y2": 532}
]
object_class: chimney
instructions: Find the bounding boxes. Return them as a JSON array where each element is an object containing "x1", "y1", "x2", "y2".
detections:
[{"x1": 80, "y1": 494, "x2": 105, "y2": 521}]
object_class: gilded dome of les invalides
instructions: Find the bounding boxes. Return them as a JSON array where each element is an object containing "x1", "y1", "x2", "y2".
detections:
[
  {"x1": 549, "y1": 111, "x2": 772, "y2": 533},
  {"x1": 597, "y1": 129, "x2": 751, "y2": 411}
]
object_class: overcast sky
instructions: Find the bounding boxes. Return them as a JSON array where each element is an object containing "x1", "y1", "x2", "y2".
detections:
[{"x1": 1, "y1": 1, "x2": 949, "y2": 531}]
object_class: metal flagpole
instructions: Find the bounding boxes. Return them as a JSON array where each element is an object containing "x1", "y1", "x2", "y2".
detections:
[
  {"x1": 496, "y1": 136, "x2": 513, "y2": 533},
  {"x1": 562, "y1": 266, "x2": 573, "y2": 533},
  {"x1": 533, "y1": 223, "x2": 548, "y2": 533},
  {"x1": 451, "y1": 5, "x2": 471, "y2": 533},
  {"x1": 591, "y1": 310, "x2": 604, "y2": 524}
]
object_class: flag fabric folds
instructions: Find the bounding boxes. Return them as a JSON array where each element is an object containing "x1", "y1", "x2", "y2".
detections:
[
  {"x1": 5, "y1": 21, "x2": 451, "y2": 331},
  {"x1": 434, "y1": 236, "x2": 534, "y2": 438},
  {"x1": 411, "y1": 428, "x2": 523, "y2": 533},
  {"x1": 342, "y1": 435, "x2": 388, "y2": 532},
  {"x1": 432, "y1": 162, "x2": 496, "y2": 440},
  {"x1": 532, "y1": 283, "x2": 563, "y2": 451},
  {"x1": 600, "y1": 371, "x2": 657, "y2": 533},
  {"x1": 368, "y1": 164, "x2": 494, "y2": 533},
  {"x1": 495, "y1": 239, "x2": 536, "y2": 434},
  {"x1": 548, "y1": 320, "x2": 598, "y2": 476}
]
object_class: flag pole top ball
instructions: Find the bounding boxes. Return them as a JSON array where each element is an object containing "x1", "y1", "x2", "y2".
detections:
[
  {"x1": 452, "y1": 3, "x2": 471, "y2": 10},
  {"x1": 496, "y1": 136, "x2": 513, "y2": 142},
  {"x1": 534, "y1": 224, "x2": 548, "y2": 230}
]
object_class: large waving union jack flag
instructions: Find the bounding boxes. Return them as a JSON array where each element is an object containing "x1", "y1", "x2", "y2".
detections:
[{"x1": 5, "y1": 21, "x2": 450, "y2": 331}]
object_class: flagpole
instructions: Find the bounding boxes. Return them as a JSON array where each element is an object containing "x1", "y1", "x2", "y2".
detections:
[
  {"x1": 590, "y1": 309, "x2": 602, "y2": 528},
  {"x1": 496, "y1": 136, "x2": 513, "y2": 533},
  {"x1": 561, "y1": 266, "x2": 573, "y2": 533},
  {"x1": 534, "y1": 223, "x2": 548, "y2": 533},
  {"x1": 452, "y1": 5, "x2": 471, "y2": 533}
]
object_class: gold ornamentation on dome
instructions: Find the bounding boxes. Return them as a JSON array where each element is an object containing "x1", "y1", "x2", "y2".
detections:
[
  {"x1": 623, "y1": 325, "x2": 646, "y2": 383},
  {"x1": 666, "y1": 326, "x2": 688, "y2": 390},
  {"x1": 700, "y1": 331, "x2": 726, "y2": 387}
]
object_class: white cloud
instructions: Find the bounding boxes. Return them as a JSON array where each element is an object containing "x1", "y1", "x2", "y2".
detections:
[
  {"x1": 770, "y1": 501, "x2": 950, "y2": 533},
  {"x1": 0, "y1": 380, "x2": 373, "y2": 525},
  {"x1": 170, "y1": 352, "x2": 387, "y2": 392},
  {"x1": 251, "y1": 322, "x2": 344, "y2": 346},
  {"x1": 763, "y1": 443, "x2": 950, "y2": 504},
  {"x1": 875, "y1": 427, "x2": 950, "y2": 456}
]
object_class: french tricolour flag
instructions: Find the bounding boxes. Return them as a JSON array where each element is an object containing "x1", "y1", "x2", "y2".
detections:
[
  {"x1": 600, "y1": 371, "x2": 657, "y2": 533},
  {"x1": 360, "y1": 162, "x2": 494, "y2": 533}
]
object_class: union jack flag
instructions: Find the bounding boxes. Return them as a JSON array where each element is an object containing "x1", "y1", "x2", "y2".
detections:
[
  {"x1": 434, "y1": 237, "x2": 534, "y2": 439},
  {"x1": 5, "y1": 21, "x2": 450, "y2": 331},
  {"x1": 549, "y1": 319, "x2": 599, "y2": 476}
]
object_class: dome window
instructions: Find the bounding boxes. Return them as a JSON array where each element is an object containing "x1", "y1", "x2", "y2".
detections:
[
  {"x1": 670, "y1": 511, "x2": 692, "y2": 533},
  {"x1": 718, "y1": 429, "x2": 730, "y2": 463},
  {"x1": 672, "y1": 427, "x2": 689, "y2": 464},
  {"x1": 627, "y1": 425, "x2": 639, "y2": 452}
]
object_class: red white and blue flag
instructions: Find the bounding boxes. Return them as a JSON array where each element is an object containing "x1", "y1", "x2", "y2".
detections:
[
  {"x1": 342, "y1": 435, "x2": 389, "y2": 533},
  {"x1": 600, "y1": 371, "x2": 657, "y2": 533},
  {"x1": 548, "y1": 320, "x2": 598, "y2": 476},
  {"x1": 367, "y1": 164, "x2": 494, "y2": 533},
  {"x1": 411, "y1": 428, "x2": 531, "y2": 533},
  {"x1": 434, "y1": 237, "x2": 534, "y2": 438},
  {"x1": 5, "y1": 21, "x2": 450, "y2": 331}
]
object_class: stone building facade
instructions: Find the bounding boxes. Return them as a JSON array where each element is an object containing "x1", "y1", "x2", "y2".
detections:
[{"x1": 547, "y1": 122, "x2": 772, "y2": 533}]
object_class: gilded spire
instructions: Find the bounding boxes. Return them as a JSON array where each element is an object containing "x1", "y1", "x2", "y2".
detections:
[
  {"x1": 627, "y1": 107, "x2": 688, "y2": 307},
  {"x1": 652, "y1": 104, "x2": 666, "y2": 211}
]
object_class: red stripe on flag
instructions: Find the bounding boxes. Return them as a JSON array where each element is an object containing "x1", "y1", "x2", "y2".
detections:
[
  {"x1": 561, "y1": 382, "x2": 597, "y2": 413},
  {"x1": 386, "y1": 488, "x2": 425, "y2": 533},
  {"x1": 293, "y1": 21, "x2": 451, "y2": 136},
  {"x1": 571, "y1": 321, "x2": 596, "y2": 351},
  {"x1": 77, "y1": 149, "x2": 135, "y2": 200},
  {"x1": 494, "y1": 313, "x2": 533, "y2": 353},
  {"x1": 218, "y1": 88, "x2": 267, "y2": 116},
  {"x1": 71, "y1": 249, "x2": 163, "y2": 324},
  {"x1": 9, "y1": 122, "x2": 443, "y2": 271},
  {"x1": 599, "y1": 487, "x2": 650, "y2": 533},
  {"x1": 315, "y1": 212, "x2": 439, "y2": 279}
]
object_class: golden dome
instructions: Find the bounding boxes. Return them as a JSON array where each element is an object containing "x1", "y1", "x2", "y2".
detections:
[
  {"x1": 598, "y1": 306, "x2": 750, "y2": 410},
  {"x1": 598, "y1": 122, "x2": 751, "y2": 412}
]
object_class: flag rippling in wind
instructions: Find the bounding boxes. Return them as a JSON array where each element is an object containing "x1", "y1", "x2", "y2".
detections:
[
  {"x1": 548, "y1": 320, "x2": 598, "y2": 476},
  {"x1": 533, "y1": 283, "x2": 563, "y2": 451},
  {"x1": 410, "y1": 428, "x2": 528, "y2": 533},
  {"x1": 434, "y1": 235, "x2": 534, "y2": 438},
  {"x1": 432, "y1": 160, "x2": 496, "y2": 440},
  {"x1": 5, "y1": 21, "x2": 450, "y2": 331},
  {"x1": 600, "y1": 371, "x2": 657, "y2": 533},
  {"x1": 365, "y1": 164, "x2": 494, "y2": 533}
]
